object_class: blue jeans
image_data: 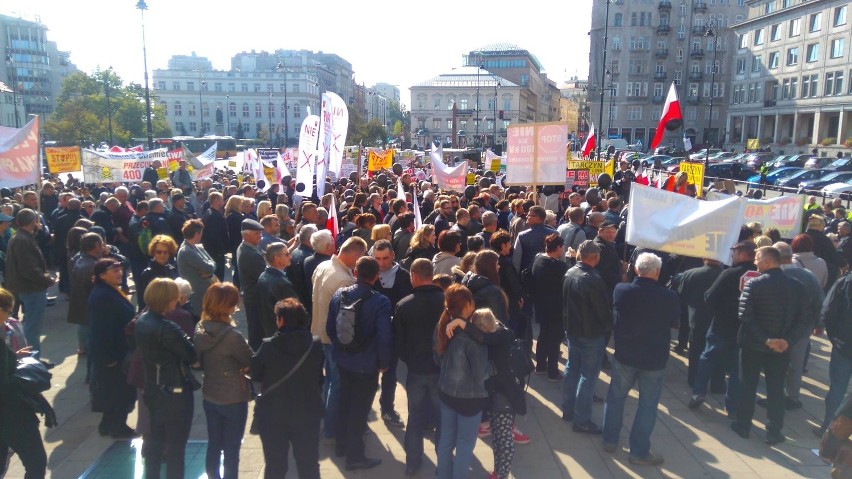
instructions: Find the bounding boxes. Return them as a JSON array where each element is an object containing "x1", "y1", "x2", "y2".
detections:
[
  {"x1": 692, "y1": 332, "x2": 740, "y2": 413},
  {"x1": 18, "y1": 290, "x2": 47, "y2": 359},
  {"x1": 602, "y1": 358, "x2": 665, "y2": 458},
  {"x1": 436, "y1": 401, "x2": 480, "y2": 479},
  {"x1": 203, "y1": 400, "x2": 248, "y2": 479},
  {"x1": 562, "y1": 335, "x2": 605, "y2": 425},
  {"x1": 404, "y1": 373, "x2": 440, "y2": 467},
  {"x1": 322, "y1": 345, "x2": 340, "y2": 439},
  {"x1": 823, "y1": 348, "x2": 852, "y2": 430}
]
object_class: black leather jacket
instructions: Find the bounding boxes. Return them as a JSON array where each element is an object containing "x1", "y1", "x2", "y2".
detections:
[
  {"x1": 563, "y1": 262, "x2": 613, "y2": 339},
  {"x1": 737, "y1": 268, "x2": 808, "y2": 353},
  {"x1": 134, "y1": 310, "x2": 197, "y2": 390}
]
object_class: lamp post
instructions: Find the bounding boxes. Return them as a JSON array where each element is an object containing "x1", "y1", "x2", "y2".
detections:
[
  {"x1": 493, "y1": 80, "x2": 500, "y2": 149},
  {"x1": 198, "y1": 79, "x2": 206, "y2": 136},
  {"x1": 705, "y1": 25, "x2": 719, "y2": 166},
  {"x1": 4, "y1": 48, "x2": 20, "y2": 128},
  {"x1": 475, "y1": 64, "x2": 481, "y2": 148},
  {"x1": 136, "y1": 0, "x2": 154, "y2": 149},
  {"x1": 104, "y1": 66, "x2": 114, "y2": 145},
  {"x1": 596, "y1": 0, "x2": 612, "y2": 161},
  {"x1": 225, "y1": 93, "x2": 230, "y2": 136},
  {"x1": 606, "y1": 70, "x2": 615, "y2": 135},
  {"x1": 276, "y1": 62, "x2": 288, "y2": 148},
  {"x1": 268, "y1": 93, "x2": 274, "y2": 147}
]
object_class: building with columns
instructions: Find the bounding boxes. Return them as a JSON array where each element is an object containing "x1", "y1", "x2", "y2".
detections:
[
  {"x1": 728, "y1": 0, "x2": 850, "y2": 153},
  {"x1": 588, "y1": 0, "x2": 748, "y2": 149}
]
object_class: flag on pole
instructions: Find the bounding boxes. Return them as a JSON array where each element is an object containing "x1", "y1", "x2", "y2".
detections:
[
  {"x1": 326, "y1": 195, "x2": 339, "y2": 242},
  {"x1": 582, "y1": 123, "x2": 596, "y2": 157},
  {"x1": 650, "y1": 82, "x2": 684, "y2": 151},
  {"x1": 412, "y1": 187, "x2": 423, "y2": 229},
  {"x1": 397, "y1": 178, "x2": 406, "y2": 201}
]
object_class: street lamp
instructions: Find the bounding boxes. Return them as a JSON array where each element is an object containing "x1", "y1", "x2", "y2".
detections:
[
  {"x1": 225, "y1": 93, "x2": 230, "y2": 136},
  {"x1": 276, "y1": 61, "x2": 288, "y2": 148},
  {"x1": 596, "y1": 0, "x2": 613, "y2": 161},
  {"x1": 493, "y1": 79, "x2": 500, "y2": 149},
  {"x1": 4, "y1": 48, "x2": 20, "y2": 128},
  {"x1": 136, "y1": 0, "x2": 154, "y2": 149},
  {"x1": 104, "y1": 66, "x2": 114, "y2": 145},
  {"x1": 198, "y1": 79, "x2": 206, "y2": 136},
  {"x1": 475, "y1": 64, "x2": 481, "y2": 148},
  {"x1": 268, "y1": 93, "x2": 274, "y2": 147},
  {"x1": 705, "y1": 25, "x2": 719, "y2": 166}
]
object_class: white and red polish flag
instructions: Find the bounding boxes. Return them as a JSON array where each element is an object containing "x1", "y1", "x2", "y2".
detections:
[
  {"x1": 326, "y1": 194, "x2": 339, "y2": 241},
  {"x1": 582, "y1": 123, "x2": 596, "y2": 158},
  {"x1": 650, "y1": 83, "x2": 684, "y2": 151}
]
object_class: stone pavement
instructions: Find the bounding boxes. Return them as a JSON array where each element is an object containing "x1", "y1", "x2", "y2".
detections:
[{"x1": 2, "y1": 283, "x2": 836, "y2": 479}]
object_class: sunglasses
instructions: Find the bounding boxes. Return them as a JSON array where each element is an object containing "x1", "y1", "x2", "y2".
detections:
[{"x1": 153, "y1": 250, "x2": 170, "y2": 255}]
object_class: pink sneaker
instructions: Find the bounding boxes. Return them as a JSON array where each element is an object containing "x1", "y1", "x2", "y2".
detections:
[
  {"x1": 488, "y1": 472, "x2": 499, "y2": 479},
  {"x1": 478, "y1": 422, "x2": 492, "y2": 438},
  {"x1": 513, "y1": 425, "x2": 531, "y2": 444}
]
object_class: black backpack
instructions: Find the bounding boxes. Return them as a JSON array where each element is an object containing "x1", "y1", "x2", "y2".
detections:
[
  {"x1": 508, "y1": 335, "x2": 534, "y2": 382},
  {"x1": 334, "y1": 289, "x2": 375, "y2": 353}
]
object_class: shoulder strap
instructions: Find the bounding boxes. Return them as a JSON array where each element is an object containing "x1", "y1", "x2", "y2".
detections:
[{"x1": 256, "y1": 342, "x2": 313, "y2": 401}]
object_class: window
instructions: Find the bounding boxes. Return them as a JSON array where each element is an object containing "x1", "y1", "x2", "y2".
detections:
[
  {"x1": 434, "y1": 96, "x2": 442, "y2": 109},
  {"x1": 241, "y1": 83, "x2": 248, "y2": 92},
  {"x1": 791, "y1": 77, "x2": 798, "y2": 98},
  {"x1": 738, "y1": 34, "x2": 747, "y2": 49},
  {"x1": 769, "y1": 51, "x2": 780, "y2": 69},
  {"x1": 826, "y1": 72, "x2": 834, "y2": 96},
  {"x1": 811, "y1": 74, "x2": 819, "y2": 97},
  {"x1": 752, "y1": 55, "x2": 763, "y2": 72},
  {"x1": 228, "y1": 83, "x2": 235, "y2": 92},
  {"x1": 173, "y1": 101, "x2": 182, "y2": 116},
  {"x1": 187, "y1": 82, "x2": 195, "y2": 91},
  {"x1": 214, "y1": 83, "x2": 222, "y2": 92},
  {"x1": 754, "y1": 28, "x2": 764, "y2": 46},
  {"x1": 503, "y1": 97, "x2": 512, "y2": 110},
  {"x1": 810, "y1": 13, "x2": 821, "y2": 32},
  {"x1": 281, "y1": 103, "x2": 287, "y2": 117},
  {"x1": 787, "y1": 47, "x2": 799, "y2": 65},
  {"x1": 519, "y1": 74, "x2": 530, "y2": 86},
  {"x1": 627, "y1": 106, "x2": 642, "y2": 121},
  {"x1": 802, "y1": 75, "x2": 810, "y2": 97},
  {"x1": 764, "y1": 2, "x2": 775, "y2": 14},
  {"x1": 254, "y1": 83, "x2": 261, "y2": 92},
  {"x1": 836, "y1": 71, "x2": 844, "y2": 95},
  {"x1": 782, "y1": 0, "x2": 792, "y2": 7},
  {"x1": 267, "y1": 103, "x2": 274, "y2": 118},
  {"x1": 255, "y1": 103, "x2": 262, "y2": 118},
  {"x1": 188, "y1": 122, "x2": 196, "y2": 132},
  {"x1": 459, "y1": 97, "x2": 468, "y2": 109},
  {"x1": 789, "y1": 18, "x2": 801, "y2": 37},
  {"x1": 831, "y1": 39, "x2": 845, "y2": 59},
  {"x1": 826, "y1": 71, "x2": 844, "y2": 95},
  {"x1": 689, "y1": 83, "x2": 699, "y2": 98},
  {"x1": 243, "y1": 123, "x2": 250, "y2": 133},
  {"x1": 737, "y1": 58, "x2": 746, "y2": 74},
  {"x1": 172, "y1": 81, "x2": 180, "y2": 91},
  {"x1": 614, "y1": 13, "x2": 623, "y2": 26},
  {"x1": 432, "y1": 119, "x2": 441, "y2": 131},
  {"x1": 229, "y1": 102, "x2": 236, "y2": 117},
  {"x1": 770, "y1": 24, "x2": 781, "y2": 42},
  {"x1": 157, "y1": 81, "x2": 166, "y2": 90},
  {"x1": 781, "y1": 79, "x2": 790, "y2": 99},
  {"x1": 242, "y1": 103, "x2": 249, "y2": 117},
  {"x1": 806, "y1": 43, "x2": 820, "y2": 62},
  {"x1": 631, "y1": 12, "x2": 638, "y2": 26},
  {"x1": 612, "y1": 37, "x2": 621, "y2": 51},
  {"x1": 267, "y1": 83, "x2": 273, "y2": 93},
  {"x1": 293, "y1": 103, "x2": 301, "y2": 118},
  {"x1": 654, "y1": 83, "x2": 663, "y2": 97},
  {"x1": 446, "y1": 120, "x2": 453, "y2": 130},
  {"x1": 835, "y1": 6, "x2": 847, "y2": 26},
  {"x1": 188, "y1": 102, "x2": 196, "y2": 116}
]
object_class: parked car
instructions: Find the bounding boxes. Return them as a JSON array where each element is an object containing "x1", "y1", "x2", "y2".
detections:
[
  {"x1": 689, "y1": 148, "x2": 722, "y2": 161},
  {"x1": 665, "y1": 157, "x2": 689, "y2": 173},
  {"x1": 775, "y1": 168, "x2": 832, "y2": 189},
  {"x1": 765, "y1": 155, "x2": 792, "y2": 168},
  {"x1": 746, "y1": 167, "x2": 804, "y2": 187},
  {"x1": 707, "y1": 151, "x2": 739, "y2": 162},
  {"x1": 825, "y1": 157, "x2": 852, "y2": 172},
  {"x1": 744, "y1": 152, "x2": 776, "y2": 169},
  {"x1": 804, "y1": 156, "x2": 834, "y2": 169},
  {"x1": 703, "y1": 162, "x2": 758, "y2": 185},
  {"x1": 822, "y1": 180, "x2": 852, "y2": 200},
  {"x1": 798, "y1": 171, "x2": 852, "y2": 192},
  {"x1": 771, "y1": 154, "x2": 815, "y2": 169}
]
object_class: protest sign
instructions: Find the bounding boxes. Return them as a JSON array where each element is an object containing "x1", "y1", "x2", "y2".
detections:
[
  {"x1": 506, "y1": 122, "x2": 568, "y2": 186},
  {"x1": 45, "y1": 146, "x2": 81, "y2": 174}
]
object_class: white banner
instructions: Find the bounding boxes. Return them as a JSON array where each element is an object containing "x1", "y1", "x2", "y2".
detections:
[
  {"x1": 706, "y1": 191, "x2": 805, "y2": 239},
  {"x1": 0, "y1": 117, "x2": 40, "y2": 189},
  {"x1": 626, "y1": 183, "x2": 746, "y2": 264},
  {"x1": 316, "y1": 92, "x2": 349, "y2": 197},
  {"x1": 296, "y1": 115, "x2": 320, "y2": 198},
  {"x1": 432, "y1": 159, "x2": 468, "y2": 193},
  {"x1": 506, "y1": 122, "x2": 568, "y2": 186},
  {"x1": 81, "y1": 148, "x2": 169, "y2": 183}
]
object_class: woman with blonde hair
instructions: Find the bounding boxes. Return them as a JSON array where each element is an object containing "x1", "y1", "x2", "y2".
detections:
[
  {"x1": 224, "y1": 195, "x2": 245, "y2": 284},
  {"x1": 194, "y1": 282, "x2": 253, "y2": 479},
  {"x1": 368, "y1": 224, "x2": 392, "y2": 254},
  {"x1": 401, "y1": 224, "x2": 438, "y2": 270},
  {"x1": 256, "y1": 200, "x2": 273, "y2": 221},
  {"x1": 242, "y1": 196, "x2": 258, "y2": 221},
  {"x1": 435, "y1": 284, "x2": 490, "y2": 479}
]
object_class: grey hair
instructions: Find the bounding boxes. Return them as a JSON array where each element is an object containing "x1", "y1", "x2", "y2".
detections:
[
  {"x1": 635, "y1": 252, "x2": 662, "y2": 277},
  {"x1": 174, "y1": 277, "x2": 192, "y2": 300},
  {"x1": 298, "y1": 224, "x2": 318, "y2": 244},
  {"x1": 310, "y1": 229, "x2": 334, "y2": 252},
  {"x1": 481, "y1": 211, "x2": 497, "y2": 227},
  {"x1": 148, "y1": 198, "x2": 165, "y2": 211},
  {"x1": 115, "y1": 186, "x2": 129, "y2": 196},
  {"x1": 773, "y1": 241, "x2": 793, "y2": 261}
]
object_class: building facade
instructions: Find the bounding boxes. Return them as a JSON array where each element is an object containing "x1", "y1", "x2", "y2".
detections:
[
  {"x1": 409, "y1": 43, "x2": 558, "y2": 150},
  {"x1": 0, "y1": 14, "x2": 77, "y2": 126},
  {"x1": 728, "y1": 0, "x2": 850, "y2": 153},
  {"x1": 589, "y1": 0, "x2": 748, "y2": 149},
  {"x1": 560, "y1": 76, "x2": 590, "y2": 138},
  {"x1": 154, "y1": 49, "x2": 355, "y2": 146},
  {"x1": 0, "y1": 80, "x2": 14, "y2": 127}
]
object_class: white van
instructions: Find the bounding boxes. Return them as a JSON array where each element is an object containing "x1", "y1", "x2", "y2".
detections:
[{"x1": 600, "y1": 138, "x2": 629, "y2": 151}]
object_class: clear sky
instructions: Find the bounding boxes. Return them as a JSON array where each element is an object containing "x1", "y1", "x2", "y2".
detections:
[{"x1": 4, "y1": 0, "x2": 592, "y2": 108}]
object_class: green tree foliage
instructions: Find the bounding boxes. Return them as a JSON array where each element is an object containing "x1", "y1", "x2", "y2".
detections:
[
  {"x1": 45, "y1": 70, "x2": 171, "y2": 146},
  {"x1": 346, "y1": 103, "x2": 389, "y2": 147}
]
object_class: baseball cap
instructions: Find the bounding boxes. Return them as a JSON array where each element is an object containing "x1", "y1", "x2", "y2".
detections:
[
  {"x1": 599, "y1": 220, "x2": 618, "y2": 229},
  {"x1": 241, "y1": 219, "x2": 263, "y2": 231}
]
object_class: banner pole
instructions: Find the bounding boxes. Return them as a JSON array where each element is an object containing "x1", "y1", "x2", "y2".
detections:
[
  {"x1": 532, "y1": 125, "x2": 539, "y2": 205},
  {"x1": 356, "y1": 140, "x2": 363, "y2": 193}
]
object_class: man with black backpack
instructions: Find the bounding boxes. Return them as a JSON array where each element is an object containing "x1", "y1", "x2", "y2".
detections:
[{"x1": 326, "y1": 256, "x2": 392, "y2": 471}]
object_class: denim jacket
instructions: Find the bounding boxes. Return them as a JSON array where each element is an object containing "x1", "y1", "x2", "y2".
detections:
[{"x1": 437, "y1": 328, "x2": 490, "y2": 399}]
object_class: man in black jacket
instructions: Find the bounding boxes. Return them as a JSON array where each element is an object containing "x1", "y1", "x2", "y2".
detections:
[
  {"x1": 394, "y1": 258, "x2": 444, "y2": 476},
  {"x1": 251, "y1": 298, "x2": 324, "y2": 479},
  {"x1": 142, "y1": 160, "x2": 161, "y2": 186},
  {"x1": 287, "y1": 224, "x2": 317, "y2": 305},
  {"x1": 676, "y1": 258, "x2": 724, "y2": 389},
  {"x1": 166, "y1": 194, "x2": 190, "y2": 245},
  {"x1": 689, "y1": 241, "x2": 756, "y2": 416},
  {"x1": 821, "y1": 272, "x2": 852, "y2": 436},
  {"x1": 532, "y1": 233, "x2": 569, "y2": 380},
  {"x1": 732, "y1": 246, "x2": 808, "y2": 445},
  {"x1": 201, "y1": 192, "x2": 228, "y2": 280},
  {"x1": 256, "y1": 243, "x2": 297, "y2": 340},
  {"x1": 562, "y1": 240, "x2": 611, "y2": 433},
  {"x1": 237, "y1": 219, "x2": 268, "y2": 350}
]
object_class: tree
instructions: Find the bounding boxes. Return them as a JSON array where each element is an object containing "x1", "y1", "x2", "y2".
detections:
[
  {"x1": 235, "y1": 123, "x2": 244, "y2": 140},
  {"x1": 45, "y1": 70, "x2": 171, "y2": 146}
]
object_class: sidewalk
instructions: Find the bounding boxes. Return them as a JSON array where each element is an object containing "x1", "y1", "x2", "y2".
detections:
[{"x1": 3, "y1": 285, "x2": 833, "y2": 478}]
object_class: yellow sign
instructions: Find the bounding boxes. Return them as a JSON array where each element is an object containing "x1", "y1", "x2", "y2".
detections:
[
  {"x1": 263, "y1": 166, "x2": 275, "y2": 183},
  {"x1": 228, "y1": 160, "x2": 238, "y2": 168},
  {"x1": 490, "y1": 158, "x2": 501, "y2": 173},
  {"x1": 678, "y1": 162, "x2": 705, "y2": 198},
  {"x1": 156, "y1": 167, "x2": 169, "y2": 180},
  {"x1": 466, "y1": 172, "x2": 476, "y2": 185},
  {"x1": 44, "y1": 147, "x2": 81, "y2": 173},
  {"x1": 567, "y1": 159, "x2": 615, "y2": 187},
  {"x1": 566, "y1": 149, "x2": 573, "y2": 161},
  {"x1": 746, "y1": 138, "x2": 759, "y2": 150},
  {"x1": 367, "y1": 149, "x2": 393, "y2": 171}
]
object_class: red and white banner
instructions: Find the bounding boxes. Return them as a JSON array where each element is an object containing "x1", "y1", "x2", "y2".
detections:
[
  {"x1": 296, "y1": 115, "x2": 320, "y2": 198},
  {"x1": 316, "y1": 92, "x2": 349, "y2": 196},
  {"x1": 431, "y1": 158, "x2": 468, "y2": 192},
  {"x1": 0, "y1": 116, "x2": 40, "y2": 189},
  {"x1": 81, "y1": 147, "x2": 169, "y2": 184}
]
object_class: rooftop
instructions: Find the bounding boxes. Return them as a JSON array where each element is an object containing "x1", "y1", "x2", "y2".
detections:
[{"x1": 414, "y1": 66, "x2": 518, "y2": 88}]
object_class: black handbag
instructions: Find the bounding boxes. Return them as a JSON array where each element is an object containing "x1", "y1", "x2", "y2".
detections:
[
  {"x1": 249, "y1": 344, "x2": 313, "y2": 435},
  {"x1": 13, "y1": 356, "x2": 52, "y2": 395}
]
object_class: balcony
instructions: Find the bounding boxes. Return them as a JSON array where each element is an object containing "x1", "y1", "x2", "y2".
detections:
[
  {"x1": 690, "y1": 48, "x2": 705, "y2": 58},
  {"x1": 694, "y1": 1, "x2": 707, "y2": 12},
  {"x1": 689, "y1": 71, "x2": 703, "y2": 80},
  {"x1": 686, "y1": 96, "x2": 700, "y2": 104},
  {"x1": 659, "y1": 0, "x2": 672, "y2": 10},
  {"x1": 657, "y1": 24, "x2": 671, "y2": 34},
  {"x1": 654, "y1": 72, "x2": 668, "y2": 80},
  {"x1": 652, "y1": 95, "x2": 665, "y2": 104},
  {"x1": 764, "y1": 100, "x2": 777, "y2": 107},
  {"x1": 655, "y1": 49, "x2": 669, "y2": 58}
]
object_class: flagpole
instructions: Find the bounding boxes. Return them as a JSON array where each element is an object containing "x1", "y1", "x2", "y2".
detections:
[
  {"x1": 356, "y1": 140, "x2": 363, "y2": 193},
  {"x1": 596, "y1": 0, "x2": 612, "y2": 162}
]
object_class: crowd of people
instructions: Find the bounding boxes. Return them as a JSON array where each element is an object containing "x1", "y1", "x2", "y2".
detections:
[{"x1": 1, "y1": 155, "x2": 852, "y2": 478}]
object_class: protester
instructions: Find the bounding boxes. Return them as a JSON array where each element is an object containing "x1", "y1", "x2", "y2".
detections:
[
  {"x1": 137, "y1": 235, "x2": 179, "y2": 310},
  {"x1": 177, "y1": 219, "x2": 217, "y2": 320}
]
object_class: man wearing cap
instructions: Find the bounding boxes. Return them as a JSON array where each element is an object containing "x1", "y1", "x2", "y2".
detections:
[
  {"x1": 593, "y1": 219, "x2": 623, "y2": 296},
  {"x1": 237, "y1": 218, "x2": 268, "y2": 350},
  {"x1": 688, "y1": 241, "x2": 757, "y2": 417},
  {"x1": 167, "y1": 193, "x2": 190, "y2": 245},
  {"x1": 4, "y1": 209, "x2": 55, "y2": 358}
]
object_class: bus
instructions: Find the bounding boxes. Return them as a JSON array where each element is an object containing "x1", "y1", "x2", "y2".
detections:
[{"x1": 133, "y1": 136, "x2": 238, "y2": 159}]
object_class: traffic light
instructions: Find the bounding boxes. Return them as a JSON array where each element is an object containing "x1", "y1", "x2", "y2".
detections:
[{"x1": 499, "y1": 110, "x2": 504, "y2": 119}]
